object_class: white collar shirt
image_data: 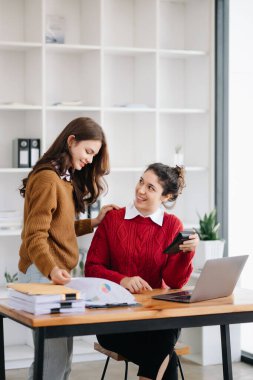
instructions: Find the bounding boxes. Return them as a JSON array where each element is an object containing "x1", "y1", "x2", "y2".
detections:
[
  {"x1": 60, "y1": 170, "x2": 71, "y2": 182},
  {"x1": 124, "y1": 203, "x2": 164, "y2": 226}
]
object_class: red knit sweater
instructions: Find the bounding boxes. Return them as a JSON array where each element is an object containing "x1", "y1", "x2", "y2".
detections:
[{"x1": 85, "y1": 208, "x2": 194, "y2": 289}]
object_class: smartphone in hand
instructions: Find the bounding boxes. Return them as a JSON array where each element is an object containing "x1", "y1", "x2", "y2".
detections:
[{"x1": 163, "y1": 229, "x2": 195, "y2": 254}]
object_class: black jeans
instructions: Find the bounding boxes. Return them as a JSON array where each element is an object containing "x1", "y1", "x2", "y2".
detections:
[{"x1": 97, "y1": 328, "x2": 181, "y2": 380}]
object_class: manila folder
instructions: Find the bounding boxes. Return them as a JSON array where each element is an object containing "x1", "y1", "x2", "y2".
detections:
[{"x1": 7, "y1": 283, "x2": 80, "y2": 300}]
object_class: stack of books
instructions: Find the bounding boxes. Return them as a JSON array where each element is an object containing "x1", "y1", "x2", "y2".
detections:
[{"x1": 7, "y1": 283, "x2": 85, "y2": 315}]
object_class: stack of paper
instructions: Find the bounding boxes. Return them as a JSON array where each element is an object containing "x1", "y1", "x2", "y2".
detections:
[
  {"x1": 7, "y1": 283, "x2": 85, "y2": 315},
  {"x1": 67, "y1": 277, "x2": 138, "y2": 308}
]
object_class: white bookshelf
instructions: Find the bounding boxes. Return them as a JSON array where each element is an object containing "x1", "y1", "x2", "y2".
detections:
[{"x1": 0, "y1": 0, "x2": 215, "y2": 369}]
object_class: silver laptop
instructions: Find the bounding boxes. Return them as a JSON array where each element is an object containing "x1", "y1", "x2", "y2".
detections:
[{"x1": 153, "y1": 255, "x2": 249, "y2": 303}]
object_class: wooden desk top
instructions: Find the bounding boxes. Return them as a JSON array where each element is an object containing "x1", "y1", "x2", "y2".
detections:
[{"x1": 0, "y1": 288, "x2": 253, "y2": 328}]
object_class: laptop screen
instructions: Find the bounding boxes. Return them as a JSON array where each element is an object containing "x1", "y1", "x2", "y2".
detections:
[{"x1": 153, "y1": 255, "x2": 248, "y2": 303}]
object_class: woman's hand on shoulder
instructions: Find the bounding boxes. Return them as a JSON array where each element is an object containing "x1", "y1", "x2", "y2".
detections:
[
  {"x1": 50, "y1": 266, "x2": 71, "y2": 285},
  {"x1": 91, "y1": 204, "x2": 120, "y2": 228},
  {"x1": 120, "y1": 276, "x2": 152, "y2": 294},
  {"x1": 179, "y1": 233, "x2": 199, "y2": 252}
]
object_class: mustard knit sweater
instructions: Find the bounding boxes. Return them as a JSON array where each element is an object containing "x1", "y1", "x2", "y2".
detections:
[{"x1": 18, "y1": 168, "x2": 93, "y2": 278}]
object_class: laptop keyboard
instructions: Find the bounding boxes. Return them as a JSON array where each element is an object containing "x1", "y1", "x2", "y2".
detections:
[
  {"x1": 152, "y1": 290, "x2": 193, "y2": 303},
  {"x1": 170, "y1": 290, "x2": 192, "y2": 297}
]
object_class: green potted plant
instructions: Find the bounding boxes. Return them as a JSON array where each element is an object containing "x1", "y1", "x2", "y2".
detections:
[
  {"x1": 71, "y1": 248, "x2": 87, "y2": 277},
  {"x1": 4, "y1": 270, "x2": 18, "y2": 283},
  {"x1": 194, "y1": 209, "x2": 225, "y2": 270}
]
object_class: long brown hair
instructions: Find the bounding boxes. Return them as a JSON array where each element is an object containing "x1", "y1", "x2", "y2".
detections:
[{"x1": 20, "y1": 117, "x2": 110, "y2": 213}]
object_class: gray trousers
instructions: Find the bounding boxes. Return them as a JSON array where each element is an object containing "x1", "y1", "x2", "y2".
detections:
[{"x1": 19, "y1": 265, "x2": 73, "y2": 380}]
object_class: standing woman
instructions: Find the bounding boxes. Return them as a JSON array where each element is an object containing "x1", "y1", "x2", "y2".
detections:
[
  {"x1": 85, "y1": 163, "x2": 199, "y2": 380},
  {"x1": 18, "y1": 117, "x2": 117, "y2": 380}
]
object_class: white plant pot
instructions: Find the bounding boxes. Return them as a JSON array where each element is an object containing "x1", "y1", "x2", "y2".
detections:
[{"x1": 193, "y1": 240, "x2": 225, "y2": 271}]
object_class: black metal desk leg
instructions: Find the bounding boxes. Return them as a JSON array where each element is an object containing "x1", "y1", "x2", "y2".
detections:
[
  {"x1": 0, "y1": 316, "x2": 6, "y2": 380},
  {"x1": 34, "y1": 328, "x2": 45, "y2": 380},
  {"x1": 220, "y1": 324, "x2": 233, "y2": 380}
]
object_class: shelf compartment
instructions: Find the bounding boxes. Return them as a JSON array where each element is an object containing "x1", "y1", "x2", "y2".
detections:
[
  {"x1": 0, "y1": 0, "x2": 42, "y2": 43},
  {"x1": 159, "y1": 0, "x2": 211, "y2": 51},
  {"x1": 103, "y1": 0, "x2": 156, "y2": 48},
  {"x1": 159, "y1": 55, "x2": 209, "y2": 109},
  {"x1": 158, "y1": 113, "x2": 213, "y2": 224},
  {"x1": 103, "y1": 112, "x2": 156, "y2": 168},
  {"x1": 0, "y1": 48, "x2": 42, "y2": 106},
  {"x1": 103, "y1": 52, "x2": 156, "y2": 108},
  {"x1": 158, "y1": 113, "x2": 210, "y2": 168},
  {"x1": 171, "y1": 171, "x2": 210, "y2": 226},
  {"x1": 45, "y1": 0, "x2": 101, "y2": 45},
  {"x1": 46, "y1": 50, "x2": 101, "y2": 107},
  {"x1": 0, "y1": 111, "x2": 42, "y2": 168},
  {"x1": 0, "y1": 221, "x2": 22, "y2": 286}
]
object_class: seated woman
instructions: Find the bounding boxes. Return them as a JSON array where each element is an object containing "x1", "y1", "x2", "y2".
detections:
[{"x1": 85, "y1": 163, "x2": 199, "y2": 380}]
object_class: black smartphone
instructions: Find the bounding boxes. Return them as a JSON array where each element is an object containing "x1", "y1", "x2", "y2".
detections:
[{"x1": 163, "y1": 229, "x2": 195, "y2": 254}]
